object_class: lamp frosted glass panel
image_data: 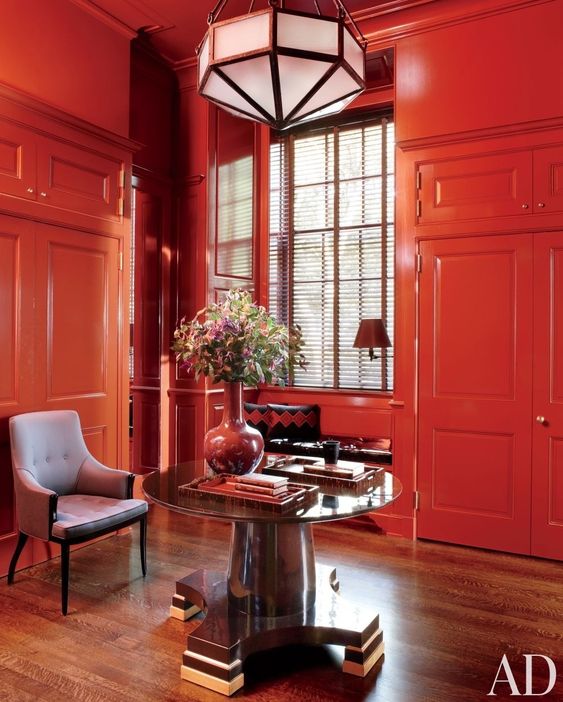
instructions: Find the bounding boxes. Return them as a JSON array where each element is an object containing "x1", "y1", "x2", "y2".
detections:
[
  {"x1": 343, "y1": 28, "x2": 365, "y2": 79},
  {"x1": 294, "y1": 93, "x2": 358, "y2": 125},
  {"x1": 199, "y1": 35, "x2": 210, "y2": 85},
  {"x1": 213, "y1": 12, "x2": 270, "y2": 60},
  {"x1": 278, "y1": 55, "x2": 331, "y2": 118},
  {"x1": 221, "y1": 55, "x2": 276, "y2": 119},
  {"x1": 277, "y1": 13, "x2": 338, "y2": 54},
  {"x1": 294, "y1": 67, "x2": 360, "y2": 119},
  {"x1": 219, "y1": 104, "x2": 259, "y2": 123},
  {"x1": 202, "y1": 72, "x2": 265, "y2": 120}
]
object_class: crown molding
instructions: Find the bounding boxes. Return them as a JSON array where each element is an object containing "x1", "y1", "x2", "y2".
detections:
[{"x1": 67, "y1": 0, "x2": 137, "y2": 39}]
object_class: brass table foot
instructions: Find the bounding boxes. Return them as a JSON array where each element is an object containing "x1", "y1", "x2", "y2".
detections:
[{"x1": 172, "y1": 565, "x2": 383, "y2": 696}]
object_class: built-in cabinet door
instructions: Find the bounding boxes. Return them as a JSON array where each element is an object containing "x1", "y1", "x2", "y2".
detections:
[
  {"x1": 0, "y1": 120, "x2": 36, "y2": 202},
  {"x1": 531, "y1": 233, "x2": 563, "y2": 560},
  {"x1": 36, "y1": 137, "x2": 123, "y2": 223},
  {"x1": 533, "y1": 146, "x2": 563, "y2": 213},
  {"x1": 417, "y1": 234, "x2": 534, "y2": 553},
  {"x1": 0, "y1": 215, "x2": 35, "y2": 574},
  {"x1": 34, "y1": 225, "x2": 120, "y2": 467},
  {"x1": 417, "y1": 152, "x2": 533, "y2": 224}
]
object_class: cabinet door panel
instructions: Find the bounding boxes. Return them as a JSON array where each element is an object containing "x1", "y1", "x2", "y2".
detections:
[
  {"x1": 0, "y1": 216, "x2": 34, "y2": 573},
  {"x1": 532, "y1": 232, "x2": 563, "y2": 559},
  {"x1": 35, "y1": 226, "x2": 120, "y2": 467},
  {"x1": 418, "y1": 151, "x2": 533, "y2": 224},
  {"x1": 417, "y1": 235, "x2": 534, "y2": 553},
  {"x1": 534, "y1": 145, "x2": 563, "y2": 213},
  {"x1": 36, "y1": 137, "x2": 122, "y2": 223},
  {"x1": 0, "y1": 119, "x2": 35, "y2": 202}
]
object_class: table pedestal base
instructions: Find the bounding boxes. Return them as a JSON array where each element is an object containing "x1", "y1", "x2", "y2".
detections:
[{"x1": 172, "y1": 565, "x2": 384, "y2": 696}]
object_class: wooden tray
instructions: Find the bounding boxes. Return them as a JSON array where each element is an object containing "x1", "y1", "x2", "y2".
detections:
[
  {"x1": 262, "y1": 455, "x2": 386, "y2": 496},
  {"x1": 178, "y1": 475, "x2": 319, "y2": 513}
]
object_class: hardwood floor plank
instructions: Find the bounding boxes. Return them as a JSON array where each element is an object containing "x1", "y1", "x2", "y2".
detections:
[{"x1": 1, "y1": 504, "x2": 562, "y2": 701}]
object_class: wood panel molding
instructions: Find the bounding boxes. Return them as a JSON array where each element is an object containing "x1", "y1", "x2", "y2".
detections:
[
  {"x1": 361, "y1": 0, "x2": 552, "y2": 45},
  {"x1": 0, "y1": 81, "x2": 140, "y2": 153},
  {"x1": 398, "y1": 116, "x2": 563, "y2": 152}
]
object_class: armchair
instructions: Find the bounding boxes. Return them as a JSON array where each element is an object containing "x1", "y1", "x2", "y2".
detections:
[{"x1": 8, "y1": 410, "x2": 148, "y2": 615}]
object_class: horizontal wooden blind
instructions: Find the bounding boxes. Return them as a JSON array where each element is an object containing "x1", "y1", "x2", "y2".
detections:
[{"x1": 269, "y1": 114, "x2": 394, "y2": 390}]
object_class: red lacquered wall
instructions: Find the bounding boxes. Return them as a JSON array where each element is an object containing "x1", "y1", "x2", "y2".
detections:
[
  {"x1": 0, "y1": 0, "x2": 131, "y2": 135},
  {"x1": 130, "y1": 41, "x2": 176, "y2": 473},
  {"x1": 132, "y1": 0, "x2": 563, "y2": 553}
]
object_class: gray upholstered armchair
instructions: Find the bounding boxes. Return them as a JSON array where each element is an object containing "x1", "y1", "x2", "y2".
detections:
[{"x1": 8, "y1": 410, "x2": 148, "y2": 615}]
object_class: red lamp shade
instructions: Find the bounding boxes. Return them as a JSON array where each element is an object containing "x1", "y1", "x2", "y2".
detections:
[{"x1": 353, "y1": 319, "x2": 391, "y2": 360}]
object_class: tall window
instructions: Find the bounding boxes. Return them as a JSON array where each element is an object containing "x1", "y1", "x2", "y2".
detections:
[{"x1": 269, "y1": 113, "x2": 394, "y2": 390}]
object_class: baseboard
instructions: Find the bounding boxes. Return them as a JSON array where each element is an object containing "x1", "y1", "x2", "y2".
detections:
[{"x1": 341, "y1": 513, "x2": 414, "y2": 539}]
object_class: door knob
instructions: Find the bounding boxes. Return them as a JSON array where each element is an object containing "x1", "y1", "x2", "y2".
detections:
[{"x1": 536, "y1": 416, "x2": 547, "y2": 426}]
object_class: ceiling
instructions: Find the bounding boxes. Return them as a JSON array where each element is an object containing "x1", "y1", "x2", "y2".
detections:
[{"x1": 81, "y1": 0, "x2": 407, "y2": 65}]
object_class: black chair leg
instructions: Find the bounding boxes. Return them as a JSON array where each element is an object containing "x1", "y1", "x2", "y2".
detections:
[
  {"x1": 61, "y1": 543, "x2": 70, "y2": 616},
  {"x1": 7, "y1": 532, "x2": 29, "y2": 585},
  {"x1": 140, "y1": 514, "x2": 147, "y2": 577}
]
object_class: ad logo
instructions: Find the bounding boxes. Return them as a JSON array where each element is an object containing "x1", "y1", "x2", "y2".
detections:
[{"x1": 488, "y1": 654, "x2": 557, "y2": 697}]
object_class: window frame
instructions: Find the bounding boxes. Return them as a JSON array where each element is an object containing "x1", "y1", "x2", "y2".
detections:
[{"x1": 268, "y1": 109, "x2": 395, "y2": 392}]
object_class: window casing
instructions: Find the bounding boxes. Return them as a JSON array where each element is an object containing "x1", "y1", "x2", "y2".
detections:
[{"x1": 269, "y1": 113, "x2": 394, "y2": 391}]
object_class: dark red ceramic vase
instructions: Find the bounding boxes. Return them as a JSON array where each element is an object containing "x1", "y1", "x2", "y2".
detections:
[{"x1": 204, "y1": 381, "x2": 264, "y2": 475}]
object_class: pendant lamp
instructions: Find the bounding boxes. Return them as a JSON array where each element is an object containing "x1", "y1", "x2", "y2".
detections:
[{"x1": 197, "y1": 0, "x2": 367, "y2": 130}]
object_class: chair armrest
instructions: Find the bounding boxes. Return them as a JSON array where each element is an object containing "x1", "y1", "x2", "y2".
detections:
[
  {"x1": 75, "y1": 456, "x2": 135, "y2": 500},
  {"x1": 14, "y1": 469, "x2": 58, "y2": 541}
]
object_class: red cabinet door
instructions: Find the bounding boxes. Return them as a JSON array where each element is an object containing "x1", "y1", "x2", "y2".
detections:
[
  {"x1": 531, "y1": 232, "x2": 563, "y2": 560},
  {"x1": 0, "y1": 119, "x2": 36, "y2": 202},
  {"x1": 417, "y1": 151, "x2": 533, "y2": 224},
  {"x1": 34, "y1": 224, "x2": 120, "y2": 467},
  {"x1": 0, "y1": 215, "x2": 35, "y2": 575},
  {"x1": 534, "y1": 145, "x2": 563, "y2": 214},
  {"x1": 36, "y1": 136, "x2": 122, "y2": 224},
  {"x1": 417, "y1": 234, "x2": 534, "y2": 553}
]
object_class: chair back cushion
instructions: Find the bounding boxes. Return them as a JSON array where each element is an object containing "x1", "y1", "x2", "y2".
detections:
[{"x1": 10, "y1": 410, "x2": 89, "y2": 495}]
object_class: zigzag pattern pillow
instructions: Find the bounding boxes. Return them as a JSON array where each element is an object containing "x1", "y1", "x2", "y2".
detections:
[
  {"x1": 267, "y1": 403, "x2": 320, "y2": 441},
  {"x1": 243, "y1": 403, "x2": 270, "y2": 439}
]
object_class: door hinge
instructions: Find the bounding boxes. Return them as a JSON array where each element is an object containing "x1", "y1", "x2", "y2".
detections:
[
  {"x1": 414, "y1": 490, "x2": 421, "y2": 510},
  {"x1": 118, "y1": 251, "x2": 123, "y2": 271},
  {"x1": 117, "y1": 197, "x2": 124, "y2": 217},
  {"x1": 416, "y1": 253, "x2": 422, "y2": 273},
  {"x1": 416, "y1": 170, "x2": 422, "y2": 190},
  {"x1": 416, "y1": 200, "x2": 422, "y2": 218},
  {"x1": 119, "y1": 168, "x2": 126, "y2": 189}
]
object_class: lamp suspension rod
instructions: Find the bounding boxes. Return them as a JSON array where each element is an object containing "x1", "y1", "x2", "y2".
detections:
[
  {"x1": 332, "y1": 0, "x2": 367, "y2": 46},
  {"x1": 208, "y1": 0, "x2": 229, "y2": 24}
]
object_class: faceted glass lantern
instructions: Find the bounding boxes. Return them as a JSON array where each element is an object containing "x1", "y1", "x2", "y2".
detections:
[{"x1": 197, "y1": 6, "x2": 366, "y2": 130}]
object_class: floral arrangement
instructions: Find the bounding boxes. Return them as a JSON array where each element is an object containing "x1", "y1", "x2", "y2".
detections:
[{"x1": 172, "y1": 289, "x2": 306, "y2": 387}]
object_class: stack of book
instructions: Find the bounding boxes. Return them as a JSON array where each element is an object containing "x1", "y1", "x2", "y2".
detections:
[{"x1": 230, "y1": 473, "x2": 289, "y2": 497}]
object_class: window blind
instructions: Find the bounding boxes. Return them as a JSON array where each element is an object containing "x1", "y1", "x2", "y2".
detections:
[{"x1": 269, "y1": 115, "x2": 394, "y2": 390}]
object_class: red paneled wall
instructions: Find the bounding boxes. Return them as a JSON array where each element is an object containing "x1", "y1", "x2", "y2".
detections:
[
  {"x1": 129, "y1": 41, "x2": 176, "y2": 472},
  {"x1": 0, "y1": 0, "x2": 131, "y2": 135},
  {"x1": 382, "y1": 0, "x2": 563, "y2": 554},
  {"x1": 130, "y1": 0, "x2": 563, "y2": 554},
  {"x1": 0, "y1": 87, "x2": 134, "y2": 575}
]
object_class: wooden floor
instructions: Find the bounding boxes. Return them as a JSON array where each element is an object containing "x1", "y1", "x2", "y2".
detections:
[{"x1": 1, "y1": 503, "x2": 562, "y2": 701}]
